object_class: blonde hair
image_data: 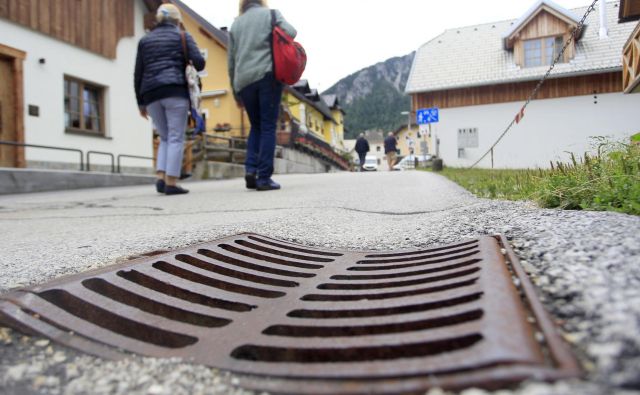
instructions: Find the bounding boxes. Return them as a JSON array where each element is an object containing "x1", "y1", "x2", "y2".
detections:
[
  {"x1": 239, "y1": 0, "x2": 268, "y2": 15},
  {"x1": 156, "y1": 4, "x2": 182, "y2": 24}
]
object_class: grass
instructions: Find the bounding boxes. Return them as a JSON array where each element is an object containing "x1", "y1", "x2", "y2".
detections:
[{"x1": 430, "y1": 138, "x2": 640, "y2": 216}]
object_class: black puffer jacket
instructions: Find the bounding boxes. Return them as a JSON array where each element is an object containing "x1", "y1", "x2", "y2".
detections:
[{"x1": 134, "y1": 23, "x2": 206, "y2": 106}]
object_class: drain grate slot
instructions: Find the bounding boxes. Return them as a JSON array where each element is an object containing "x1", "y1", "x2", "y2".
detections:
[
  {"x1": 197, "y1": 249, "x2": 315, "y2": 278},
  {"x1": 37, "y1": 290, "x2": 198, "y2": 348},
  {"x1": 333, "y1": 259, "x2": 482, "y2": 280},
  {"x1": 350, "y1": 251, "x2": 480, "y2": 271},
  {"x1": 301, "y1": 278, "x2": 480, "y2": 302},
  {"x1": 287, "y1": 293, "x2": 484, "y2": 319},
  {"x1": 318, "y1": 267, "x2": 481, "y2": 290},
  {"x1": 81, "y1": 279, "x2": 231, "y2": 328},
  {"x1": 231, "y1": 334, "x2": 484, "y2": 363},
  {"x1": 116, "y1": 270, "x2": 256, "y2": 312},
  {"x1": 151, "y1": 261, "x2": 286, "y2": 299},
  {"x1": 175, "y1": 254, "x2": 299, "y2": 288},
  {"x1": 263, "y1": 310, "x2": 484, "y2": 337},
  {"x1": 0, "y1": 233, "x2": 579, "y2": 394}
]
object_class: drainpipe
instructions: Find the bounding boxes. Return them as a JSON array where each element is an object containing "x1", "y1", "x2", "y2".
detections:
[{"x1": 599, "y1": 0, "x2": 608, "y2": 39}]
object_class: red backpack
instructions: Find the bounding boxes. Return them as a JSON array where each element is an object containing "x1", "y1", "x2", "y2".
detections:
[{"x1": 270, "y1": 10, "x2": 306, "y2": 85}]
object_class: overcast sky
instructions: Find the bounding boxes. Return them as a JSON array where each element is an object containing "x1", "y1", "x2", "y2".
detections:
[{"x1": 181, "y1": 0, "x2": 594, "y2": 92}]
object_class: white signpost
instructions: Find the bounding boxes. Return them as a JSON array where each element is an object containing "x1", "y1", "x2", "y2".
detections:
[{"x1": 417, "y1": 108, "x2": 439, "y2": 157}]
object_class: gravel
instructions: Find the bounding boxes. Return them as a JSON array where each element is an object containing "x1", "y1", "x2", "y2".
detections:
[{"x1": 1, "y1": 172, "x2": 639, "y2": 394}]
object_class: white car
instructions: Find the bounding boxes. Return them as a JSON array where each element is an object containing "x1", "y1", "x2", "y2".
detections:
[
  {"x1": 362, "y1": 156, "x2": 379, "y2": 171},
  {"x1": 393, "y1": 154, "x2": 432, "y2": 171}
]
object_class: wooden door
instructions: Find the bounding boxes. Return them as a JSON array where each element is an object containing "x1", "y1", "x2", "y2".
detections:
[{"x1": 0, "y1": 57, "x2": 16, "y2": 167}]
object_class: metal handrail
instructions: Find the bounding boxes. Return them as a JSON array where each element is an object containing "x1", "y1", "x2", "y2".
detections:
[
  {"x1": 117, "y1": 154, "x2": 154, "y2": 173},
  {"x1": 87, "y1": 151, "x2": 115, "y2": 173},
  {"x1": 0, "y1": 140, "x2": 84, "y2": 171}
]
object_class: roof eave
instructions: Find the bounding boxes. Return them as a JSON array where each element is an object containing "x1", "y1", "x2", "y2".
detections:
[
  {"x1": 170, "y1": 0, "x2": 229, "y2": 48},
  {"x1": 406, "y1": 66, "x2": 623, "y2": 95}
]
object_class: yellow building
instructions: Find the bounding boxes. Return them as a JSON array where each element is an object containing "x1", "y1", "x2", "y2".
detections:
[
  {"x1": 394, "y1": 123, "x2": 432, "y2": 157},
  {"x1": 172, "y1": 0, "x2": 249, "y2": 138},
  {"x1": 321, "y1": 95, "x2": 346, "y2": 152},
  {"x1": 283, "y1": 81, "x2": 334, "y2": 142}
]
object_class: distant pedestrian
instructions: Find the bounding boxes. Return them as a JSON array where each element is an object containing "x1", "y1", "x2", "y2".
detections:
[
  {"x1": 228, "y1": 0, "x2": 297, "y2": 191},
  {"x1": 354, "y1": 133, "x2": 370, "y2": 171},
  {"x1": 134, "y1": 4, "x2": 205, "y2": 195},
  {"x1": 384, "y1": 132, "x2": 398, "y2": 170}
]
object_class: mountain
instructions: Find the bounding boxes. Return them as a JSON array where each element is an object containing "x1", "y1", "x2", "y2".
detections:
[{"x1": 323, "y1": 52, "x2": 415, "y2": 139}]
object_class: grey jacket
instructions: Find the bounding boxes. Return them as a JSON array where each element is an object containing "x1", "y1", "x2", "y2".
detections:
[{"x1": 228, "y1": 6, "x2": 296, "y2": 94}]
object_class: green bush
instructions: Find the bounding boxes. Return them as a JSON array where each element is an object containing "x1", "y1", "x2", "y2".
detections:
[{"x1": 535, "y1": 140, "x2": 640, "y2": 215}]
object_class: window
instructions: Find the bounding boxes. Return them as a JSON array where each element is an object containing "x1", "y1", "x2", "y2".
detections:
[
  {"x1": 524, "y1": 36, "x2": 564, "y2": 68},
  {"x1": 64, "y1": 77, "x2": 104, "y2": 135}
]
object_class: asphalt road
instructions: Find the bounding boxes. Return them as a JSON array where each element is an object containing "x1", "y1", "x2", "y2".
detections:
[{"x1": 0, "y1": 171, "x2": 638, "y2": 395}]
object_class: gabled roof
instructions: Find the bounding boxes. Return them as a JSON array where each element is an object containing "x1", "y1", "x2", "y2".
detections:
[
  {"x1": 322, "y1": 94, "x2": 338, "y2": 108},
  {"x1": 503, "y1": 0, "x2": 582, "y2": 49},
  {"x1": 143, "y1": 0, "x2": 229, "y2": 47},
  {"x1": 406, "y1": 1, "x2": 636, "y2": 94},
  {"x1": 293, "y1": 80, "x2": 312, "y2": 94},
  {"x1": 322, "y1": 94, "x2": 347, "y2": 115},
  {"x1": 285, "y1": 86, "x2": 336, "y2": 122}
]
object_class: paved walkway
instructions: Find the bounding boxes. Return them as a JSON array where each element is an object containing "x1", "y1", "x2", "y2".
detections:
[{"x1": 1, "y1": 171, "x2": 639, "y2": 395}]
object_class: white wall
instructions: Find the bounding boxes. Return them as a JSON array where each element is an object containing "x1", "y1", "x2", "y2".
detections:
[
  {"x1": 430, "y1": 92, "x2": 640, "y2": 169},
  {"x1": 0, "y1": 0, "x2": 153, "y2": 169}
]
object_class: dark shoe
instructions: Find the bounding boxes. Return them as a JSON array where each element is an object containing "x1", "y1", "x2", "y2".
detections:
[
  {"x1": 179, "y1": 172, "x2": 192, "y2": 180},
  {"x1": 156, "y1": 179, "x2": 165, "y2": 193},
  {"x1": 256, "y1": 179, "x2": 281, "y2": 191},
  {"x1": 165, "y1": 185, "x2": 189, "y2": 195},
  {"x1": 245, "y1": 173, "x2": 257, "y2": 189}
]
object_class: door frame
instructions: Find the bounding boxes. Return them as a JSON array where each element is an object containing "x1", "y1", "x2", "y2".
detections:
[{"x1": 0, "y1": 43, "x2": 26, "y2": 168}]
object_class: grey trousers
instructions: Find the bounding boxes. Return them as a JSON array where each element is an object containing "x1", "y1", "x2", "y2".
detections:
[{"x1": 147, "y1": 97, "x2": 189, "y2": 178}]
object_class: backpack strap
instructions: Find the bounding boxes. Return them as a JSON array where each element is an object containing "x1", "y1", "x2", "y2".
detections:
[{"x1": 270, "y1": 9, "x2": 276, "y2": 28}]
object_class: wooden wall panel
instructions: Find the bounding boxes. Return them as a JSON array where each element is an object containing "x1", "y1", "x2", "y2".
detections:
[
  {"x1": 413, "y1": 72, "x2": 623, "y2": 110},
  {"x1": 623, "y1": 23, "x2": 640, "y2": 93},
  {"x1": 0, "y1": 0, "x2": 136, "y2": 59},
  {"x1": 519, "y1": 10, "x2": 570, "y2": 40}
]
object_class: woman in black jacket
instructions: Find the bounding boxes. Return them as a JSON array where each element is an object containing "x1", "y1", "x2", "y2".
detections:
[{"x1": 134, "y1": 4, "x2": 205, "y2": 195}]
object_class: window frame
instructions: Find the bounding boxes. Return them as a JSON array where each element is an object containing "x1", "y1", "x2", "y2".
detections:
[
  {"x1": 523, "y1": 35, "x2": 565, "y2": 68},
  {"x1": 64, "y1": 75, "x2": 106, "y2": 137}
]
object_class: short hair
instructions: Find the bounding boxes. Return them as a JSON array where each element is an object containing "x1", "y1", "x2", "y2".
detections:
[
  {"x1": 156, "y1": 4, "x2": 182, "y2": 24},
  {"x1": 239, "y1": 0, "x2": 268, "y2": 15}
]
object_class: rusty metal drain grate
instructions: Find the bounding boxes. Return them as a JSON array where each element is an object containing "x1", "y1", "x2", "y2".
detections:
[{"x1": 0, "y1": 234, "x2": 579, "y2": 394}]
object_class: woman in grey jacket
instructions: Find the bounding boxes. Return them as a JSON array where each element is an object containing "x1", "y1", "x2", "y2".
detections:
[
  {"x1": 228, "y1": 0, "x2": 296, "y2": 191},
  {"x1": 134, "y1": 4, "x2": 205, "y2": 195}
]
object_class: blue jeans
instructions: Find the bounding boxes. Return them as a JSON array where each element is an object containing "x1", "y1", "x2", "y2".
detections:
[
  {"x1": 147, "y1": 97, "x2": 189, "y2": 178},
  {"x1": 239, "y1": 73, "x2": 283, "y2": 182}
]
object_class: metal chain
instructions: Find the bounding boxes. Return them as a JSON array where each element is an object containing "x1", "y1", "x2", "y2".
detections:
[{"x1": 469, "y1": 0, "x2": 599, "y2": 169}]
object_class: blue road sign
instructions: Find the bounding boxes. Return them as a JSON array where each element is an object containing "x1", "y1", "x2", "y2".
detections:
[{"x1": 417, "y1": 108, "x2": 439, "y2": 124}]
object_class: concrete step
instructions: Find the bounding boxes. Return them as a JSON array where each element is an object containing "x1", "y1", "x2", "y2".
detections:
[{"x1": 0, "y1": 168, "x2": 156, "y2": 195}]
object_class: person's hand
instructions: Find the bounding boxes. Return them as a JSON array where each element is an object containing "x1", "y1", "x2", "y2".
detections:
[{"x1": 139, "y1": 107, "x2": 148, "y2": 120}]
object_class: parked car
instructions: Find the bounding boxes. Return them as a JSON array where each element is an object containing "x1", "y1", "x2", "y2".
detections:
[
  {"x1": 362, "y1": 155, "x2": 379, "y2": 171},
  {"x1": 393, "y1": 154, "x2": 433, "y2": 171}
]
